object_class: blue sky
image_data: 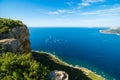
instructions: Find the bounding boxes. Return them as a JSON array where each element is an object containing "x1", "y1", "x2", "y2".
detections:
[{"x1": 0, "y1": 0, "x2": 120, "y2": 27}]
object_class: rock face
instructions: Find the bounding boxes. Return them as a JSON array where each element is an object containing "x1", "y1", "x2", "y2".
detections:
[
  {"x1": 0, "y1": 25, "x2": 31, "y2": 53},
  {"x1": 50, "y1": 70, "x2": 69, "y2": 80}
]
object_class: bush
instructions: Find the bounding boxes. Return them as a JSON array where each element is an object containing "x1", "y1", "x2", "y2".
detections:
[
  {"x1": 0, "y1": 26, "x2": 9, "y2": 33},
  {"x1": 0, "y1": 52, "x2": 49, "y2": 80},
  {"x1": 0, "y1": 18, "x2": 24, "y2": 33}
]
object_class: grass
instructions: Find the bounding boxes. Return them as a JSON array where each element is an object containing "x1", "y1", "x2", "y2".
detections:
[{"x1": 32, "y1": 51, "x2": 105, "y2": 80}]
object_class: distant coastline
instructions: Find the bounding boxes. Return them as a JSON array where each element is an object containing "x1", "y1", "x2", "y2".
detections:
[{"x1": 99, "y1": 27, "x2": 120, "y2": 36}]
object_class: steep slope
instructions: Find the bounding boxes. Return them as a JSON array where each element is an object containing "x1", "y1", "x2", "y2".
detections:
[{"x1": 32, "y1": 51, "x2": 105, "y2": 80}]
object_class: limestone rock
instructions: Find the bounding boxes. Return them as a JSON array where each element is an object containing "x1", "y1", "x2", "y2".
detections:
[
  {"x1": 50, "y1": 70, "x2": 69, "y2": 80},
  {"x1": 0, "y1": 25, "x2": 31, "y2": 53},
  {"x1": 0, "y1": 39, "x2": 21, "y2": 53}
]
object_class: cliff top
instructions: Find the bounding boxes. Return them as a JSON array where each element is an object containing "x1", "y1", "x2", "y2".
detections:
[
  {"x1": 0, "y1": 18, "x2": 25, "y2": 33},
  {"x1": 0, "y1": 18, "x2": 30, "y2": 53}
]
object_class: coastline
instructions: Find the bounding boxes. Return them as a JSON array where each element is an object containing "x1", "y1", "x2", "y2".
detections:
[
  {"x1": 99, "y1": 30, "x2": 120, "y2": 36},
  {"x1": 48, "y1": 52, "x2": 105, "y2": 80},
  {"x1": 33, "y1": 50, "x2": 105, "y2": 80}
]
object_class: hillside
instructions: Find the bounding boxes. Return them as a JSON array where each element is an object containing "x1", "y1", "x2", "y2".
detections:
[{"x1": 32, "y1": 51, "x2": 105, "y2": 80}]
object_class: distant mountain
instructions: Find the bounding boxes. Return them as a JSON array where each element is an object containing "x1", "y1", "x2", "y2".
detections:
[{"x1": 100, "y1": 27, "x2": 120, "y2": 35}]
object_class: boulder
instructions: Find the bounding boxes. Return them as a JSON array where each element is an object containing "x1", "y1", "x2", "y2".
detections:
[{"x1": 50, "y1": 70, "x2": 68, "y2": 80}]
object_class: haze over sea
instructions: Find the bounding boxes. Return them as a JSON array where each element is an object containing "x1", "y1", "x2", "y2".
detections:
[{"x1": 29, "y1": 27, "x2": 120, "y2": 80}]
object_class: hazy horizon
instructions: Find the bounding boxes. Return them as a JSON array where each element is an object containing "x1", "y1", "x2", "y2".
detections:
[{"x1": 28, "y1": 26, "x2": 109, "y2": 28}]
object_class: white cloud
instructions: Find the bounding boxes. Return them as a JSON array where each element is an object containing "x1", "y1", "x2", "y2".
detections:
[
  {"x1": 48, "y1": 11, "x2": 60, "y2": 15},
  {"x1": 34, "y1": 4, "x2": 120, "y2": 27},
  {"x1": 81, "y1": 2, "x2": 90, "y2": 6},
  {"x1": 80, "y1": 0, "x2": 105, "y2": 6},
  {"x1": 80, "y1": 6, "x2": 120, "y2": 16},
  {"x1": 47, "y1": 9, "x2": 75, "y2": 15},
  {"x1": 86, "y1": 0, "x2": 105, "y2": 3},
  {"x1": 64, "y1": 1, "x2": 74, "y2": 6},
  {"x1": 47, "y1": 5, "x2": 120, "y2": 17},
  {"x1": 37, "y1": 4, "x2": 120, "y2": 18}
]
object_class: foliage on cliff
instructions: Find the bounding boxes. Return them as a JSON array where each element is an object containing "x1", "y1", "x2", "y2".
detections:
[
  {"x1": 0, "y1": 18, "x2": 24, "y2": 33},
  {"x1": 0, "y1": 52, "x2": 49, "y2": 80}
]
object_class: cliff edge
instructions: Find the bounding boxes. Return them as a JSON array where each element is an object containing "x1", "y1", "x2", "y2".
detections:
[{"x1": 0, "y1": 18, "x2": 31, "y2": 53}]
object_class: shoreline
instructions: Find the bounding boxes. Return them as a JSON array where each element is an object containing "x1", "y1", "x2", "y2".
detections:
[
  {"x1": 33, "y1": 50, "x2": 105, "y2": 80},
  {"x1": 48, "y1": 52, "x2": 105, "y2": 80}
]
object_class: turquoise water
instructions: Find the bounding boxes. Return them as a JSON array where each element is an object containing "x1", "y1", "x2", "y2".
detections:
[{"x1": 29, "y1": 27, "x2": 120, "y2": 80}]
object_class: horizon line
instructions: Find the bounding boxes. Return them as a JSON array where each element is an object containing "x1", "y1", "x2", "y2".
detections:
[{"x1": 27, "y1": 26, "x2": 110, "y2": 28}]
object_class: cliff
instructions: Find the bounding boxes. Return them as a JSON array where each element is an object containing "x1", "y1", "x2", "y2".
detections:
[{"x1": 0, "y1": 18, "x2": 31, "y2": 53}]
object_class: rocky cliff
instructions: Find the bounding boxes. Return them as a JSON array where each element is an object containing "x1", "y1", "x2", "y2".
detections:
[{"x1": 0, "y1": 18, "x2": 31, "y2": 53}]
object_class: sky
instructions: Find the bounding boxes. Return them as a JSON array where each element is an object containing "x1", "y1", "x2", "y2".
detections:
[{"x1": 0, "y1": 0, "x2": 120, "y2": 27}]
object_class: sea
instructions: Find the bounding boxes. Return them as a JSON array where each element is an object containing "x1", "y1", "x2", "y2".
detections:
[{"x1": 29, "y1": 27, "x2": 120, "y2": 80}]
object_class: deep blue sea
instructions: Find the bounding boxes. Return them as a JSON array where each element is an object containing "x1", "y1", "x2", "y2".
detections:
[{"x1": 29, "y1": 27, "x2": 120, "y2": 80}]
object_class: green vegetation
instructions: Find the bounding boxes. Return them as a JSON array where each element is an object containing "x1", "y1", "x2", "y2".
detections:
[
  {"x1": 0, "y1": 18, "x2": 24, "y2": 33},
  {"x1": 0, "y1": 52, "x2": 49, "y2": 80},
  {"x1": 0, "y1": 44, "x2": 3, "y2": 53},
  {"x1": 0, "y1": 51, "x2": 104, "y2": 80},
  {"x1": 32, "y1": 51, "x2": 105, "y2": 80}
]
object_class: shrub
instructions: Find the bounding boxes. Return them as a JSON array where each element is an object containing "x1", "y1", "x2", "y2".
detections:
[
  {"x1": 0, "y1": 26, "x2": 9, "y2": 33},
  {"x1": 0, "y1": 18, "x2": 24, "y2": 33},
  {"x1": 0, "y1": 52, "x2": 49, "y2": 80}
]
